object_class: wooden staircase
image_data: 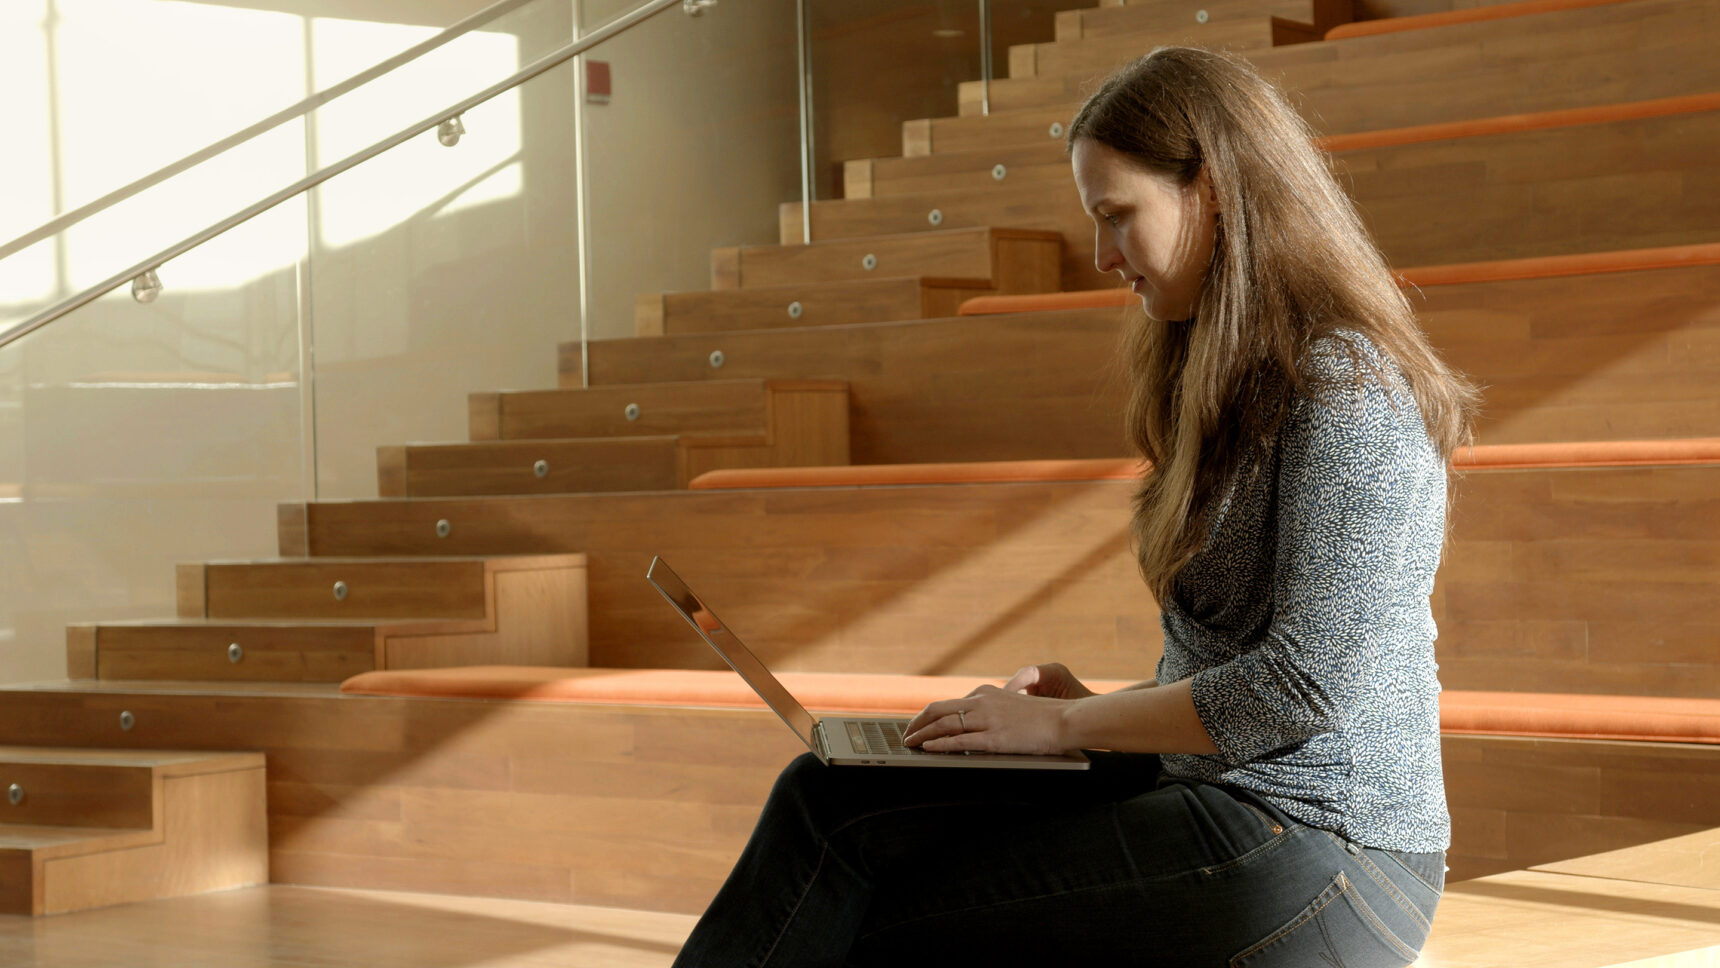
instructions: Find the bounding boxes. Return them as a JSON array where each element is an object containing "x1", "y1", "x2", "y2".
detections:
[{"x1": 0, "y1": 748, "x2": 266, "y2": 916}]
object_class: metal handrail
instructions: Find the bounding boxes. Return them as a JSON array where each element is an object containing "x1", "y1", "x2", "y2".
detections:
[
  {"x1": 0, "y1": 0, "x2": 688, "y2": 353},
  {"x1": 0, "y1": 0, "x2": 538, "y2": 266}
]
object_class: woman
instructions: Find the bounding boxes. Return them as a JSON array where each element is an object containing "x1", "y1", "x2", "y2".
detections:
[{"x1": 672, "y1": 46, "x2": 1482, "y2": 967}]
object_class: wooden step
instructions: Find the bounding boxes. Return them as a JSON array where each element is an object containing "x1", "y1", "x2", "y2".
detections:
[
  {"x1": 68, "y1": 585, "x2": 590, "y2": 681},
  {"x1": 778, "y1": 184, "x2": 1095, "y2": 290},
  {"x1": 561, "y1": 259, "x2": 1720, "y2": 459},
  {"x1": 796, "y1": 110, "x2": 1720, "y2": 281},
  {"x1": 710, "y1": 226, "x2": 1059, "y2": 291},
  {"x1": 948, "y1": 0, "x2": 1719, "y2": 131},
  {"x1": 636, "y1": 276, "x2": 994, "y2": 336},
  {"x1": 386, "y1": 382, "x2": 849, "y2": 497},
  {"x1": 174, "y1": 556, "x2": 589, "y2": 641},
  {"x1": 469, "y1": 379, "x2": 792, "y2": 442},
  {"x1": 1053, "y1": 0, "x2": 1335, "y2": 44},
  {"x1": 565, "y1": 310, "x2": 1125, "y2": 463},
  {"x1": 845, "y1": 143, "x2": 1068, "y2": 201},
  {"x1": 0, "y1": 748, "x2": 266, "y2": 915}
]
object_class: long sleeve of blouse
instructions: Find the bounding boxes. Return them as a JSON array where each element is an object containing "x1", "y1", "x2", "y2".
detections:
[{"x1": 1157, "y1": 331, "x2": 1451, "y2": 853}]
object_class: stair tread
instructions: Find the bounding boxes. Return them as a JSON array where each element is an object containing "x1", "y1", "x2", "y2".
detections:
[
  {"x1": 0, "y1": 747, "x2": 261, "y2": 771},
  {"x1": 195, "y1": 553, "x2": 585, "y2": 566},
  {"x1": 0, "y1": 824, "x2": 153, "y2": 851}
]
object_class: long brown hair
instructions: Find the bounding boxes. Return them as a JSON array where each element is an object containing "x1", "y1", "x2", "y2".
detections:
[{"x1": 1067, "y1": 47, "x2": 1484, "y2": 606}]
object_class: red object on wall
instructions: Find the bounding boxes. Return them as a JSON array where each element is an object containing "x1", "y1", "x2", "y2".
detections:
[{"x1": 586, "y1": 60, "x2": 611, "y2": 104}]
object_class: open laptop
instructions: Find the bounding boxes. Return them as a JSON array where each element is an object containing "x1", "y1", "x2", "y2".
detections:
[{"x1": 646, "y1": 556, "x2": 1088, "y2": 770}]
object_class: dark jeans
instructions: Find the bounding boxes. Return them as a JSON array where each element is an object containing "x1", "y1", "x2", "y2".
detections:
[{"x1": 673, "y1": 751, "x2": 1445, "y2": 968}]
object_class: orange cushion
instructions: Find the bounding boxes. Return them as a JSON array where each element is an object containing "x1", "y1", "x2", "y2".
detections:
[
  {"x1": 341, "y1": 666, "x2": 1139, "y2": 714},
  {"x1": 1441, "y1": 691, "x2": 1720, "y2": 745},
  {"x1": 1320, "y1": 93, "x2": 1720, "y2": 154},
  {"x1": 341, "y1": 668, "x2": 1720, "y2": 745},
  {"x1": 1325, "y1": 0, "x2": 1631, "y2": 40}
]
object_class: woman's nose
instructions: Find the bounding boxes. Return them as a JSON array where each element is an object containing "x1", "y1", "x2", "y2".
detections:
[{"x1": 1094, "y1": 234, "x2": 1121, "y2": 274}]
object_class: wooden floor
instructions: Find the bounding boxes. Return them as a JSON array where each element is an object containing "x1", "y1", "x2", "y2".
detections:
[{"x1": 0, "y1": 885, "x2": 697, "y2": 968}]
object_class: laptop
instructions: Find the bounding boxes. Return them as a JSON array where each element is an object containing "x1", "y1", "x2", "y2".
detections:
[{"x1": 646, "y1": 556, "x2": 1089, "y2": 770}]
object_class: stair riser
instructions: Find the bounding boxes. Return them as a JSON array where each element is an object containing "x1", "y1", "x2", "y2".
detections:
[
  {"x1": 644, "y1": 279, "x2": 987, "y2": 336},
  {"x1": 185, "y1": 562, "x2": 489, "y2": 621},
  {"x1": 849, "y1": 144, "x2": 1069, "y2": 201},
  {"x1": 390, "y1": 438, "x2": 683, "y2": 497},
  {"x1": 0, "y1": 764, "x2": 152, "y2": 829},
  {"x1": 471, "y1": 384, "x2": 768, "y2": 441},
  {"x1": 85, "y1": 626, "x2": 376, "y2": 683},
  {"x1": 723, "y1": 229, "x2": 1059, "y2": 290}
]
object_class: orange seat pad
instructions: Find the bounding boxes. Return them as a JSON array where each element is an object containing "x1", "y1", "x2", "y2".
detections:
[
  {"x1": 341, "y1": 665, "x2": 1134, "y2": 715},
  {"x1": 342, "y1": 667, "x2": 1720, "y2": 744}
]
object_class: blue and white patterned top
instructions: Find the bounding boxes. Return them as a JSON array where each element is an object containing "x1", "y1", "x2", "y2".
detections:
[{"x1": 1157, "y1": 329, "x2": 1451, "y2": 853}]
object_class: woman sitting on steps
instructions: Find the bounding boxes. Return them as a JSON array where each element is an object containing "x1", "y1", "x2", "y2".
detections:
[{"x1": 671, "y1": 45, "x2": 1483, "y2": 968}]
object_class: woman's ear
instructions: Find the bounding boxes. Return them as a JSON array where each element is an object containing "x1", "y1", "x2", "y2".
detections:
[{"x1": 1195, "y1": 166, "x2": 1220, "y2": 216}]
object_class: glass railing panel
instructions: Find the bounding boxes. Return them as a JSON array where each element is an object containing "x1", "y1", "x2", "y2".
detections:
[
  {"x1": 580, "y1": 0, "x2": 802, "y2": 344},
  {"x1": 0, "y1": 195, "x2": 310, "y2": 685},
  {"x1": 305, "y1": 26, "x2": 579, "y2": 500},
  {"x1": 806, "y1": 0, "x2": 985, "y2": 203}
]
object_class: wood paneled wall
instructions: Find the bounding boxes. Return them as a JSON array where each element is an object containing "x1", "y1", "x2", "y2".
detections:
[{"x1": 292, "y1": 456, "x2": 1720, "y2": 697}]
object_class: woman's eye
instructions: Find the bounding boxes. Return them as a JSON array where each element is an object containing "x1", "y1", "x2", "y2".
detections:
[{"x1": 1102, "y1": 212, "x2": 1119, "y2": 226}]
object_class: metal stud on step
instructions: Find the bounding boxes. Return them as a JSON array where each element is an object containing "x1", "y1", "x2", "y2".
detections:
[
  {"x1": 1196, "y1": 9, "x2": 1209, "y2": 23},
  {"x1": 624, "y1": 403, "x2": 641, "y2": 422},
  {"x1": 333, "y1": 581, "x2": 349, "y2": 601},
  {"x1": 436, "y1": 519, "x2": 452, "y2": 538},
  {"x1": 862, "y1": 254, "x2": 877, "y2": 271},
  {"x1": 708, "y1": 350, "x2": 725, "y2": 369},
  {"x1": 1049, "y1": 122, "x2": 1064, "y2": 139},
  {"x1": 7, "y1": 784, "x2": 21, "y2": 806},
  {"x1": 119, "y1": 711, "x2": 135, "y2": 731},
  {"x1": 533, "y1": 460, "x2": 550, "y2": 478},
  {"x1": 927, "y1": 209, "x2": 944, "y2": 226},
  {"x1": 787, "y1": 301, "x2": 804, "y2": 319},
  {"x1": 228, "y1": 643, "x2": 244, "y2": 664},
  {"x1": 992, "y1": 164, "x2": 1007, "y2": 181}
]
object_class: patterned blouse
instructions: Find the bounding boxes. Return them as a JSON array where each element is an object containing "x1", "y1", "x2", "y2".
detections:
[{"x1": 1157, "y1": 329, "x2": 1451, "y2": 853}]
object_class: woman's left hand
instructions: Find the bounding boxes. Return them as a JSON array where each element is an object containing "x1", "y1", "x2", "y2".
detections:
[{"x1": 901, "y1": 684, "x2": 1075, "y2": 755}]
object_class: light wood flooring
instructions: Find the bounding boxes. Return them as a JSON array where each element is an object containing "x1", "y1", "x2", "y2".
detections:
[{"x1": 0, "y1": 885, "x2": 696, "y2": 968}]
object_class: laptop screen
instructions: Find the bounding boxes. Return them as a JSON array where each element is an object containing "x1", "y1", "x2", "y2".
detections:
[{"x1": 646, "y1": 557, "x2": 820, "y2": 754}]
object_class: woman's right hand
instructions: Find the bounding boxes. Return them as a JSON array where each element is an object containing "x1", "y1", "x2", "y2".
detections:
[{"x1": 1003, "y1": 662, "x2": 1096, "y2": 700}]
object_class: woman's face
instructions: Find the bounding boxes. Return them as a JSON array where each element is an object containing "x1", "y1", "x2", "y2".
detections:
[{"x1": 1071, "y1": 138, "x2": 1220, "y2": 322}]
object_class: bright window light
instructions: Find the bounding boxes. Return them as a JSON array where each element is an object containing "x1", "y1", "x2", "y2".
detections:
[{"x1": 311, "y1": 17, "x2": 522, "y2": 249}]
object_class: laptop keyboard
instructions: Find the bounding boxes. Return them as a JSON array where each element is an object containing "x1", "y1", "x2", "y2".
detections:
[{"x1": 848, "y1": 720, "x2": 927, "y2": 755}]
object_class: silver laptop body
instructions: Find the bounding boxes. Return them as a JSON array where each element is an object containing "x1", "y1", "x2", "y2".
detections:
[{"x1": 646, "y1": 557, "x2": 1089, "y2": 770}]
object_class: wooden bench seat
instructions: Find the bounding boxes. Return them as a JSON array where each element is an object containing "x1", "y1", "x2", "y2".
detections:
[
  {"x1": 289, "y1": 440, "x2": 1720, "y2": 694},
  {"x1": 570, "y1": 250, "x2": 1720, "y2": 456}
]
